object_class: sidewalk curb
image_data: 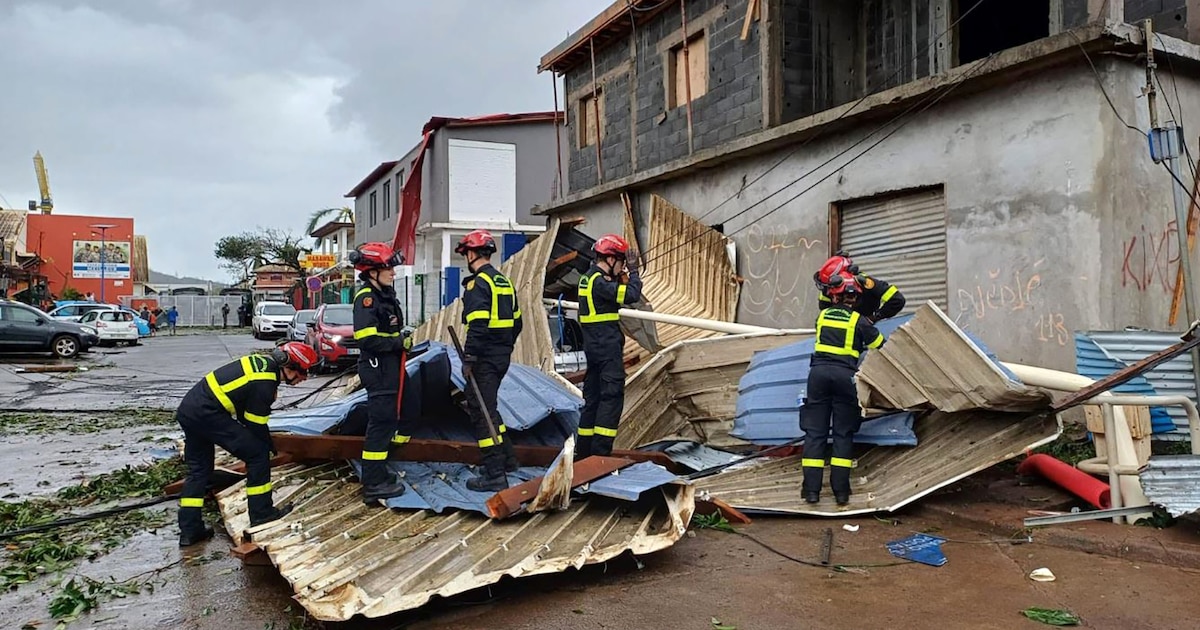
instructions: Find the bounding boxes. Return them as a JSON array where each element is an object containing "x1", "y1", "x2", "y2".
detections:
[{"x1": 917, "y1": 502, "x2": 1200, "y2": 571}]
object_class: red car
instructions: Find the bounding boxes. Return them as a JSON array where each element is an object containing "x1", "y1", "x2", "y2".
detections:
[{"x1": 305, "y1": 304, "x2": 359, "y2": 371}]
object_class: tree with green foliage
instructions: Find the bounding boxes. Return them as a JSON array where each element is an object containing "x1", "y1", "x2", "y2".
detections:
[
  {"x1": 305, "y1": 206, "x2": 355, "y2": 247},
  {"x1": 214, "y1": 229, "x2": 310, "y2": 284}
]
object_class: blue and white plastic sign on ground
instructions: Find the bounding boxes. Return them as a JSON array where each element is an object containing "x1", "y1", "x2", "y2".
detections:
[{"x1": 886, "y1": 533, "x2": 948, "y2": 567}]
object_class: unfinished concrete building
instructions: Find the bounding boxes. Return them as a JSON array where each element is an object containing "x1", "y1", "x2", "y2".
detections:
[{"x1": 537, "y1": 0, "x2": 1200, "y2": 380}]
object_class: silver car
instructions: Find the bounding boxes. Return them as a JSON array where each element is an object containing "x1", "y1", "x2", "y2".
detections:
[{"x1": 288, "y1": 309, "x2": 317, "y2": 342}]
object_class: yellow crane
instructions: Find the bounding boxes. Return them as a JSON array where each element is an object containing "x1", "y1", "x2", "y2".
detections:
[{"x1": 32, "y1": 151, "x2": 53, "y2": 215}]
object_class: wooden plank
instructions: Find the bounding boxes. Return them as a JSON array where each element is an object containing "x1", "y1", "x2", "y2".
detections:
[
  {"x1": 741, "y1": 0, "x2": 760, "y2": 40},
  {"x1": 1168, "y1": 154, "x2": 1200, "y2": 326},
  {"x1": 486, "y1": 456, "x2": 634, "y2": 519}
]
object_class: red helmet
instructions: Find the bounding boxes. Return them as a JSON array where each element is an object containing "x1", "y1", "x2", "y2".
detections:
[
  {"x1": 825, "y1": 272, "x2": 862, "y2": 297},
  {"x1": 349, "y1": 242, "x2": 404, "y2": 272},
  {"x1": 273, "y1": 341, "x2": 319, "y2": 373},
  {"x1": 593, "y1": 234, "x2": 630, "y2": 258},
  {"x1": 816, "y1": 255, "x2": 856, "y2": 286},
  {"x1": 454, "y1": 229, "x2": 497, "y2": 256}
]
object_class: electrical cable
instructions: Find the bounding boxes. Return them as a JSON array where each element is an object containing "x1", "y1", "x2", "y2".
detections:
[
  {"x1": 639, "y1": 0, "x2": 993, "y2": 259},
  {"x1": 0, "y1": 494, "x2": 180, "y2": 541},
  {"x1": 729, "y1": 530, "x2": 912, "y2": 570},
  {"x1": 1155, "y1": 33, "x2": 1197, "y2": 174}
]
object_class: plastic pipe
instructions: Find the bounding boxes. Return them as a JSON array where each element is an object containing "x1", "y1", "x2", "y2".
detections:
[
  {"x1": 543, "y1": 299, "x2": 812, "y2": 335},
  {"x1": 1001, "y1": 362, "x2": 1152, "y2": 523},
  {"x1": 1016, "y1": 453, "x2": 1111, "y2": 509}
]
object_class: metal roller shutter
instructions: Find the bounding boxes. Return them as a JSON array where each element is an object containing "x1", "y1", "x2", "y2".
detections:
[{"x1": 837, "y1": 186, "x2": 947, "y2": 313}]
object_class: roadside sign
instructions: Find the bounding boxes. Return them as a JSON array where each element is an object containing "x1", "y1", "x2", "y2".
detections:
[
  {"x1": 306, "y1": 277, "x2": 323, "y2": 292},
  {"x1": 414, "y1": 274, "x2": 424, "y2": 286},
  {"x1": 306, "y1": 254, "x2": 337, "y2": 269}
]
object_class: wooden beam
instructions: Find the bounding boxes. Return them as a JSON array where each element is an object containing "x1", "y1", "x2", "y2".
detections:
[
  {"x1": 741, "y1": 0, "x2": 760, "y2": 41},
  {"x1": 487, "y1": 455, "x2": 634, "y2": 519},
  {"x1": 1168, "y1": 152, "x2": 1200, "y2": 326},
  {"x1": 695, "y1": 497, "x2": 753, "y2": 524},
  {"x1": 270, "y1": 434, "x2": 681, "y2": 471}
]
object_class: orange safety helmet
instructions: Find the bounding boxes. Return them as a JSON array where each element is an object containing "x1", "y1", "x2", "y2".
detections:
[
  {"x1": 274, "y1": 341, "x2": 320, "y2": 373},
  {"x1": 454, "y1": 229, "x2": 497, "y2": 256},
  {"x1": 349, "y1": 242, "x2": 404, "y2": 271},
  {"x1": 593, "y1": 234, "x2": 631, "y2": 258}
]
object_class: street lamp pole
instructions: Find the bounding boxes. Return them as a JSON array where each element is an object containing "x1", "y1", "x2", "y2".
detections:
[{"x1": 90, "y1": 224, "x2": 116, "y2": 304}]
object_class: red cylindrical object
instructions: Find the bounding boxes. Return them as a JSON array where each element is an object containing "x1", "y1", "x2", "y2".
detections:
[{"x1": 1016, "y1": 453, "x2": 1111, "y2": 509}]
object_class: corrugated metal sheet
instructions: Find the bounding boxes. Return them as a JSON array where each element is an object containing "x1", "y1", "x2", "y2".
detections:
[
  {"x1": 732, "y1": 315, "x2": 917, "y2": 445},
  {"x1": 642, "y1": 440, "x2": 743, "y2": 472},
  {"x1": 621, "y1": 194, "x2": 740, "y2": 363},
  {"x1": 1082, "y1": 330, "x2": 1195, "y2": 438},
  {"x1": 839, "y1": 187, "x2": 947, "y2": 312},
  {"x1": 857, "y1": 303, "x2": 1051, "y2": 414},
  {"x1": 1073, "y1": 333, "x2": 1175, "y2": 434},
  {"x1": 616, "y1": 332, "x2": 810, "y2": 449},
  {"x1": 699, "y1": 410, "x2": 1059, "y2": 516},
  {"x1": 414, "y1": 218, "x2": 573, "y2": 391},
  {"x1": 1140, "y1": 455, "x2": 1200, "y2": 516},
  {"x1": 216, "y1": 463, "x2": 694, "y2": 621},
  {"x1": 579, "y1": 461, "x2": 682, "y2": 501}
]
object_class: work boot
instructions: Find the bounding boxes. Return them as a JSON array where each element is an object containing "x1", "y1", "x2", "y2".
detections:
[
  {"x1": 466, "y1": 450, "x2": 508, "y2": 492},
  {"x1": 249, "y1": 503, "x2": 294, "y2": 527},
  {"x1": 362, "y1": 479, "x2": 407, "y2": 505},
  {"x1": 178, "y1": 526, "x2": 215, "y2": 548},
  {"x1": 804, "y1": 492, "x2": 820, "y2": 504},
  {"x1": 574, "y1": 435, "x2": 592, "y2": 461},
  {"x1": 501, "y1": 439, "x2": 519, "y2": 472},
  {"x1": 835, "y1": 493, "x2": 851, "y2": 506}
]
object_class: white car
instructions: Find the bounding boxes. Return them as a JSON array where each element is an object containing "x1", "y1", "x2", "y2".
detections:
[
  {"x1": 78, "y1": 309, "x2": 140, "y2": 346},
  {"x1": 47, "y1": 302, "x2": 112, "y2": 322},
  {"x1": 252, "y1": 301, "x2": 297, "y2": 339}
]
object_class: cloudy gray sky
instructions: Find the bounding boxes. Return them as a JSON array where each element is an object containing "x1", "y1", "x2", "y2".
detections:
[{"x1": 0, "y1": 0, "x2": 607, "y2": 281}]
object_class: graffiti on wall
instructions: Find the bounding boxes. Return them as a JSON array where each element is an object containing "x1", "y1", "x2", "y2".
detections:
[
  {"x1": 1121, "y1": 220, "x2": 1180, "y2": 293},
  {"x1": 953, "y1": 258, "x2": 1069, "y2": 346},
  {"x1": 741, "y1": 224, "x2": 823, "y2": 326}
]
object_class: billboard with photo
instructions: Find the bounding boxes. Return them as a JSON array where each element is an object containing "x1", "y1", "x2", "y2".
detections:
[{"x1": 72, "y1": 240, "x2": 132, "y2": 279}]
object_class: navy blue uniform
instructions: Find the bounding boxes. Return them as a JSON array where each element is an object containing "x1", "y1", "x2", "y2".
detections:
[
  {"x1": 576, "y1": 263, "x2": 642, "y2": 458},
  {"x1": 461, "y1": 263, "x2": 523, "y2": 474},
  {"x1": 818, "y1": 275, "x2": 905, "y2": 321},
  {"x1": 352, "y1": 283, "x2": 411, "y2": 488}
]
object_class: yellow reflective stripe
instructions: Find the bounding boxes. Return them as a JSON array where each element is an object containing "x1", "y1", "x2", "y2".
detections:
[
  {"x1": 577, "y1": 427, "x2": 595, "y2": 436},
  {"x1": 867, "y1": 333, "x2": 884, "y2": 349},
  {"x1": 206, "y1": 372, "x2": 236, "y2": 415},
  {"x1": 475, "y1": 273, "x2": 516, "y2": 329},
  {"x1": 498, "y1": 424, "x2": 507, "y2": 433},
  {"x1": 354, "y1": 326, "x2": 401, "y2": 339},
  {"x1": 244, "y1": 411, "x2": 269, "y2": 425},
  {"x1": 831, "y1": 457, "x2": 854, "y2": 468},
  {"x1": 479, "y1": 437, "x2": 499, "y2": 448},
  {"x1": 466, "y1": 310, "x2": 490, "y2": 322},
  {"x1": 818, "y1": 293, "x2": 832, "y2": 303},
  {"x1": 579, "y1": 272, "x2": 620, "y2": 324},
  {"x1": 209, "y1": 357, "x2": 279, "y2": 415},
  {"x1": 355, "y1": 287, "x2": 372, "y2": 300},
  {"x1": 179, "y1": 497, "x2": 205, "y2": 508},
  {"x1": 391, "y1": 434, "x2": 411, "y2": 444},
  {"x1": 616, "y1": 283, "x2": 627, "y2": 304},
  {"x1": 880, "y1": 284, "x2": 898, "y2": 304},
  {"x1": 801, "y1": 458, "x2": 826, "y2": 468},
  {"x1": 245, "y1": 482, "x2": 272, "y2": 496},
  {"x1": 593, "y1": 426, "x2": 618, "y2": 438},
  {"x1": 362, "y1": 450, "x2": 388, "y2": 461},
  {"x1": 814, "y1": 310, "x2": 862, "y2": 357}
]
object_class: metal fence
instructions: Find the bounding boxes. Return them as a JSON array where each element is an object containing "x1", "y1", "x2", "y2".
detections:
[
  {"x1": 119, "y1": 295, "x2": 244, "y2": 327},
  {"x1": 396, "y1": 271, "x2": 452, "y2": 326}
]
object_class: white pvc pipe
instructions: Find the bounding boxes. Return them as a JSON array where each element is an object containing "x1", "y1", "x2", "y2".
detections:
[
  {"x1": 1003, "y1": 362, "x2": 1153, "y2": 523},
  {"x1": 544, "y1": 299, "x2": 813, "y2": 335}
]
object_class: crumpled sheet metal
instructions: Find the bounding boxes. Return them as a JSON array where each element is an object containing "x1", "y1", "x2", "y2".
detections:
[
  {"x1": 1141, "y1": 455, "x2": 1200, "y2": 517},
  {"x1": 217, "y1": 463, "x2": 695, "y2": 622},
  {"x1": 856, "y1": 302, "x2": 1051, "y2": 414}
]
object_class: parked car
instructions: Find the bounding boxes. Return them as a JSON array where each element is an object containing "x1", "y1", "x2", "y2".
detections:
[
  {"x1": 47, "y1": 301, "x2": 110, "y2": 322},
  {"x1": 116, "y1": 307, "x2": 152, "y2": 337},
  {"x1": 304, "y1": 304, "x2": 358, "y2": 370},
  {"x1": 288, "y1": 309, "x2": 317, "y2": 342},
  {"x1": 0, "y1": 299, "x2": 98, "y2": 358},
  {"x1": 78, "y1": 309, "x2": 140, "y2": 346},
  {"x1": 252, "y1": 301, "x2": 297, "y2": 339}
]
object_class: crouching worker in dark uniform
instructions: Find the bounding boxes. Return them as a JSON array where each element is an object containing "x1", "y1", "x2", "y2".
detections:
[
  {"x1": 349, "y1": 242, "x2": 413, "y2": 505},
  {"x1": 176, "y1": 341, "x2": 318, "y2": 546},
  {"x1": 802, "y1": 273, "x2": 885, "y2": 506},
  {"x1": 455, "y1": 230, "x2": 523, "y2": 491},
  {"x1": 576, "y1": 234, "x2": 642, "y2": 459}
]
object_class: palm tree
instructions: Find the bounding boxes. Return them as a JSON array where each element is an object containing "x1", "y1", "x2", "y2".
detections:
[{"x1": 306, "y1": 207, "x2": 355, "y2": 247}]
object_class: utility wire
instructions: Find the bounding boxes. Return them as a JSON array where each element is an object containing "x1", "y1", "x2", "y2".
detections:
[
  {"x1": 1154, "y1": 33, "x2": 1197, "y2": 175},
  {"x1": 640, "y1": 0, "x2": 993, "y2": 258}
]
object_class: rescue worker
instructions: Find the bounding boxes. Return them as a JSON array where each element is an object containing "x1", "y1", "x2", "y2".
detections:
[
  {"x1": 348, "y1": 242, "x2": 412, "y2": 504},
  {"x1": 576, "y1": 234, "x2": 642, "y2": 459},
  {"x1": 801, "y1": 272, "x2": 885, "y2": 506},
  {"x1": 455, "y1": 230, "x2": 523, "y2": 491},
  {"x1": 813, "y1": 251, "x2": 906, "y2": 322},
  {"x1": 175, "y1": 341, "x2": 318, "y2": 547}
]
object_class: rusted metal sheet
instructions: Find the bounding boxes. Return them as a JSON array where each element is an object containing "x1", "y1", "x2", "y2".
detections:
[
  {"x1": 856, "y1": 302, "x2": 1052, "y2": 414},
  {"x1": 216, "y1": 462, "x2": 695, "y2": 621},
  {"x1": 489, "y1": 454, "x2": 634, "y2": 519},
  {"x1": 1141, "y1": 455, "x2": 1200, "y2": 517},
  {"x1": 524, "y1": 437, "x2": 576, "y2": 515}
]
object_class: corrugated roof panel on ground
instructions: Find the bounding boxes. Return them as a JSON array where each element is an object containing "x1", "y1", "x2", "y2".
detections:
[
  {"x1": 580, "y1": 462, "x2": 683, "y2": 501},
  {"x1": 1140, "y1": 455, "x2": 1200, "y2": 516},
  {"x1": 1073, "y1": 333, "x2": 1175, "y2": 434},
  {"x1": 1082, "y1": 330, "x2": 1196, "y2": 437},
  {"x1": 641, "y1": 440, "x2": 743, "y2": 472}
]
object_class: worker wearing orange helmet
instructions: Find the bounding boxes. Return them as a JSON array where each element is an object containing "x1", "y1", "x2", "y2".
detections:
[
  {"x1": 349, "y1": 242, "x2": 411, "y2": 505},
  {"x1": 813, "y1": 251, "x2": 905, "y2": 322},
  {"x1": 802, "y1": 272, "x2": 885, "y2": 506},
  {"x1": 175, "y1": 341, "x2": 318, "y2": 546},
  {"x1": 455, "y1": 229, "x2": 524, "y2": 491},
  {"x1": 576, "y1": 233, "x2": 643, "y2": 459}
]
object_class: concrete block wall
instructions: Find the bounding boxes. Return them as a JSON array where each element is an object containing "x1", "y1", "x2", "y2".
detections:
[{"x1": 1125, "y1": 0, "x2": 1190, "y2": 40}]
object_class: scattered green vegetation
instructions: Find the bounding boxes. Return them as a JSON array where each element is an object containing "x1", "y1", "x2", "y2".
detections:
[
  {"x1": 1135, "y1": 507, "x2": 1178, "y2": 529},
  {"x1": 1153, "y1": 440, "x2": 1195, "y2": 456},
  {"x1": 691, "y1": 513, "x2": 737, "y2": 533},
  {"x1": 57, "y1": 458, "x2": 187, "y2": 506},
  {"x1": 0, "y1": 409, "x2": 176, "y2": 436},
  {"x1": 49, "y1": 575, "x2": 146, "y2": 624},
  {"x1": 711, "y1": 617, "x2": 738, "y2": 630},
  {"x1": 1030, "y1": 425, "x2": 1097, "y2": 467},
  {"x1": 1021, "y1": 607, "x2": 1081, "y2": 626}
]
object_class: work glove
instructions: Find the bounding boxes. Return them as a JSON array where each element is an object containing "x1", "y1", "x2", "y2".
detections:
[
  {"x1": 462, "y1": 355, "x2": 476, "y2": 380},
  {"x1": 625, "y1": 253, "x2": 639, "y2": 275},
  {"x1": 402, "y1": 335, "x2": 413, "y2": 351}
]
